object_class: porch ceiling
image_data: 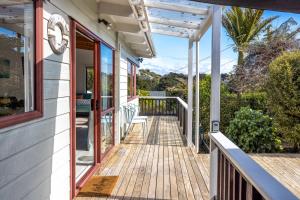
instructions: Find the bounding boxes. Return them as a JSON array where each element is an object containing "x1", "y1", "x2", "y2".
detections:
[{"x1": 96, "y1": 0, "x2": 155, "y2": 58}]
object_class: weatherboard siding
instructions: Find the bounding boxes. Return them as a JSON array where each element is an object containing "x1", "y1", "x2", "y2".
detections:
[{"x1": 0, "y1": 2, "x2": 71, "y2": 200}]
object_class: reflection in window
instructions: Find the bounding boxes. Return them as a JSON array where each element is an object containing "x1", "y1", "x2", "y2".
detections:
[
  {"x1": 86, "y1": 66, "x2": 94, "y2": 93},
  {"x1": 0, "y1": 1, "x2": 35, "y2": 117},
  {"x1": 100, "y1": 44, "x2": 113, "y2": 111},
  {"x1": 127, "y1": 61, "x2": 136, "y2": 99}
]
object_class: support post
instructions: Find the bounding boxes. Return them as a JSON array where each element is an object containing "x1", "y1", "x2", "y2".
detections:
[
  {"x1": 210, "y1": 5, "x2": 222, "y2": 200},
  {"x1": 187, "y1": 39, "x2": 194, "y2": 146},
  {"x1": 195, "y1": 40, "x2": 200, "y2": 153}
]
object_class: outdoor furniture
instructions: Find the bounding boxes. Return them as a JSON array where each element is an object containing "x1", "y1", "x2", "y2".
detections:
[
  {"x1": 128, "y1": 103, "x2": 148, "y2": 125},
  {"x1": 123, "y1": 105, "x2": 147, "y2": 139}
]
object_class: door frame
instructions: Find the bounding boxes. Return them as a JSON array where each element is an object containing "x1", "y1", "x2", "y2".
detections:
[{"x1": 70, "y1": 19, "x2": 116, "y2": 199}]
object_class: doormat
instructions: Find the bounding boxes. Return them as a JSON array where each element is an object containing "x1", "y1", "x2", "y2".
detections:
[{"x1": 78, "y1": 176, "x2": 119, "y2": 197}]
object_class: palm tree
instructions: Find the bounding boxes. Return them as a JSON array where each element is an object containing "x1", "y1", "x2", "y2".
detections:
[{"x1": 222, "y1": 7, "x2": 277, "y2": 65}]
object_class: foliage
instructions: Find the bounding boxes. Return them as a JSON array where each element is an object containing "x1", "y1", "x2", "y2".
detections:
[
  {"x1": 166, "y1": 88, "x2": 187, "y2": 101},
  {"x1": 136, "y1": 69, "x2": 161, "y2": 91},
  {"x1": 226, "y1": 107, "x2": 281, "y2": 153},
  {"x1": 199, "y1": 75, "x2": 238, "y2": 133},
  {"x1": 229, "y1": 18, "x2": 300, "y2": 93},
  {"x1": 137, "y1": 89, "x2": 150, "y2": 96},
  {"x1": 156, "y1": 72, "x2": 187, "y2": 91},
  {"x1": 265, "y1": 17, "x2": 300, "y2": 41},
  {"x1": 199, "y1": 75, "x2": 268, "y2": 135},
  {"x1": 222, "y1": 7, "x2": 277, "y2": 65},
  {"x1": 267, "y1": 51, "x2": 300, "y2": 150}
]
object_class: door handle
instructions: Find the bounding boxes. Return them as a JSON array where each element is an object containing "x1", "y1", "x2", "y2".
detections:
[{"x1": 96, "y1": 100, "x2": 100, "y2": 110}]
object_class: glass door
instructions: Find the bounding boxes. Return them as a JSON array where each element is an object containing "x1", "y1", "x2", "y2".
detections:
[{"x1": 99, "y1": 43, "x2": 114, "y2": 158}]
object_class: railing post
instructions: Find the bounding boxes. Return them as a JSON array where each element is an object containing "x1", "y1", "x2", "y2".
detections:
[{"x1": 210, "y1": 139, "x2": 219, "y2": 200}]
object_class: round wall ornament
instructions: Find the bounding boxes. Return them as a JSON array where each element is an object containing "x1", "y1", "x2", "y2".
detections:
[{"x1": 47, "y1": 14, "x2": 69, "y2": 55}]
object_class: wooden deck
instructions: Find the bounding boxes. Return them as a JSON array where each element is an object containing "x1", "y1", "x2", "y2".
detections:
[{"x1": 76, "y1": 116, "x2": 300, "y2": 200}]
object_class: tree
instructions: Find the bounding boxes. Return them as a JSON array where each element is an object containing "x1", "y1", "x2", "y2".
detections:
[
  {"x1": 222, "y1": 7, "x2": 277, "y2": 65},
  {"x1": 267, "y1": 51, "x2": 300, "y2": 151},
  {"x1": 229, "y1": 18, "x2": 300, "y2": 93}
]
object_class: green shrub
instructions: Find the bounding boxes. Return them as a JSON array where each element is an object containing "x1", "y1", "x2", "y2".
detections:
[
  {"x1": 226, "y1": 107, "x2": 281, "y2": 153},
  {"x1": 267, "y1": 51, "x2": 300, "y2": 150},
  {"x1": 240, "y1": 92, "x2": 267, "y2": 112}
]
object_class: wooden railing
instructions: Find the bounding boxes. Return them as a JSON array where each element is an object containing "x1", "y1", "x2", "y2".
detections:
[
  {"x1": 210, "y1": 132, "x2": 298, "y2": 200},
  {"x1": 139, "y1": 96, "x2": 188, "y2": 135}
]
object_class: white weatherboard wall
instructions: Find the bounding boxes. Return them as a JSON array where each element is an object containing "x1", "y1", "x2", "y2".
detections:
[
  {"x1": 0, "y1": 2, "x2": 70, "y2": 200},
  {"x1": 119, "y1": 45, "x2": 140, "y2": 139}
]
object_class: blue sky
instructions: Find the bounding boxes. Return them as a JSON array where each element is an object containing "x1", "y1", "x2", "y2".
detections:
[{"x1": 142, "y1": 9, "x2": 300, "y2": 75}]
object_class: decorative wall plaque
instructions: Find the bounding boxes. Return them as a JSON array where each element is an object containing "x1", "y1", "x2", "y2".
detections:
[{"x1": 47, "y1": 14, "x2": 69, "y2": 55}]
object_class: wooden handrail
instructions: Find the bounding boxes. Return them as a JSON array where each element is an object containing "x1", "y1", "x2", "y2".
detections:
[
  {"x1": 138, "y1": 96, "x2": 188, "y2": 135},
  {"x1": 209, "y1": 132, "x2": 298, "y2": 200}
]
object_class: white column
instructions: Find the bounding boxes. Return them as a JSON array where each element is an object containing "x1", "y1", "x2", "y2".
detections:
[
  {"x1": 195, "y1": 40, "x2": 200, "y2": 153},
  {"x1": 209, "y1": 5, "x2": 222, "y2": 200},
  {"x1": 115, "y1": 33, "x2": 121, "y2": 145},
  {"x1": 187, "y1": 39, "x2": 194, "y2": 146}
]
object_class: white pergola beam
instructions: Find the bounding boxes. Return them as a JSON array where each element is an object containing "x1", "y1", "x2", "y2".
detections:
[
  {"x1": 187, "y1": 39, "x2": 194, "y2": 146},
  {"x1": 144, "y1": 1, "x2": 208, "y2": 16},
  {"x1": 193, "y1": 7, "x2": 213, "y2": 40},
  {"x1": 98, "y1": 2, "x2": 133, "y2": 17},
  {"x1": 148, "y1": 16, "x2": 200, "y2": 30},
  {"x1": 209, "y1": 5, "x2": 222, "y2": 200},
  {"x1": 151, "y1": 28, "x2": 190, "y2": 38}
]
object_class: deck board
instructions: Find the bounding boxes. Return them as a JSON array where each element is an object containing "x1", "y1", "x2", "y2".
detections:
[{"x1": 76, "y1": 116, "x2": 300, "y2": 200}]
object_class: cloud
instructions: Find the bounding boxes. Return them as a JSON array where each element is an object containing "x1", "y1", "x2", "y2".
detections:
[{"x1": 141, "y1": 56, "x2": 237, "y2": 75}]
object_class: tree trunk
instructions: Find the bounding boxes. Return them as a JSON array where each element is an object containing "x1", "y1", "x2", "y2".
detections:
[{"x1": 237, "y1": 50, "x2": 244, "y2": 66}]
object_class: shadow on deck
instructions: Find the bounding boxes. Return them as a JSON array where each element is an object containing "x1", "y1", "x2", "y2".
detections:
[{"x1": 76, "y1": 116, "x2": 300, "y2": 200}]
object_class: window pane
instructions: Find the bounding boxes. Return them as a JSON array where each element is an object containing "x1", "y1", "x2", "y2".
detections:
[
  {"x1": 100, "y1": 44, "x2": 113, "y2": 111},
  {"x1": 101, "y1": 110, "x2": 113, "y2": 154},
  {"x1": 127, "y1": 62, "x2": 132, "y2": 97},
  {"x1": 0, "y1": 1, "x2": 35, "y2": 117}
]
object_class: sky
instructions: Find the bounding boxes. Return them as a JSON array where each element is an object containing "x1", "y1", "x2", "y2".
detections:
[{"x1": 141, "y1": 9, "x2": 300, "y2": 75}]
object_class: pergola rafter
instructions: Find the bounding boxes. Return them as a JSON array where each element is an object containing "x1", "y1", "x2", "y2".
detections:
[
  {"x1": 144, "y1": 1, "x2": 208, "y2": 15},
  {"x1": 140, "y1": 0, "x2": 212, "y2": 41},
  {"x1": 148, "y1": 16, "x2": 201, "y2": 30}
]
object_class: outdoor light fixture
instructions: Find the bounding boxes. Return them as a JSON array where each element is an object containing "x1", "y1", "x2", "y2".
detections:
[
  {"x1": 98, "y1": 19, "x2": 112, "y2": 30},
  {"x1": 138, "y1": 57, "x2": 143, "y2": 63}
]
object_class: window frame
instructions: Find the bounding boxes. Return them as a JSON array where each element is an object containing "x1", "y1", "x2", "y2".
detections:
[
  {"x1": 0, "y1": 0, "x2": 43, "y2": 129},
  {"x1": 127, "y1": 59, "x2": 137, "y2": 101}
]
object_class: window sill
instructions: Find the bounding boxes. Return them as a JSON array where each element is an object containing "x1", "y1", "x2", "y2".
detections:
[{"x1": 0, "y1": 111, "x2": 43, "y2": 129}]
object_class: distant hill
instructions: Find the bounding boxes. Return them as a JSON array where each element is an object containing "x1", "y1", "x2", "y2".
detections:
[{"x1": 137, "y1": 68, "x2": 229, "y2": 99}]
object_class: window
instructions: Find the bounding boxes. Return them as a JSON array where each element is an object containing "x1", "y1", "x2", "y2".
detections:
[
  {"x1": 0, "y1": 0, "x2": 43, "y2": 128},
  {"x1": 100, "y1": 43, "x2": 114, "y2": 154},
  {"x1": 101, "y1": 43, "x2": 114, "y2": 111},
  {"x1": 127, "y1": 60, "x2": 136, "y2": 99}
]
